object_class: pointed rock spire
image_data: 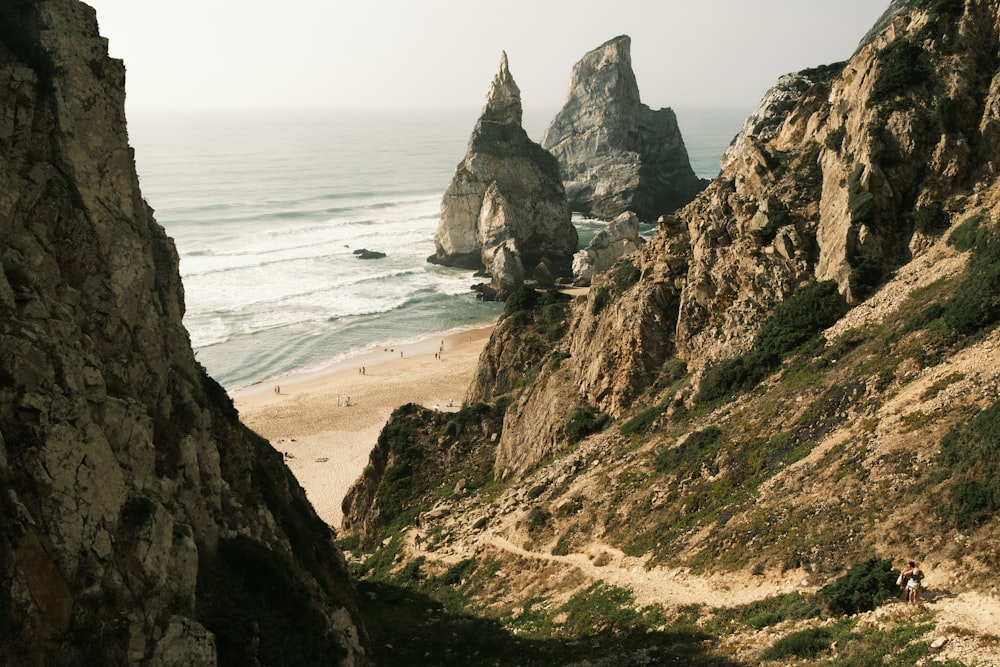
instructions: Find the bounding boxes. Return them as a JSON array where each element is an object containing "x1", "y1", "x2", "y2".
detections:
[
  {"x1": 542, "y1": 35, "x2": 706, "y2": 221},
  {"x1": 429, "y1": 51, "x2": 576, "y2": 294},
  {"x1": 481, "y1": 51, "x2": 522, "y2": 126}
]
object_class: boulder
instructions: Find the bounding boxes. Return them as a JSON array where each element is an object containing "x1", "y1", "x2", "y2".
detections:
[
  {"x1": 353, "y1": 248, "x2": 387, "y2": 259},
  {"x1": 541, "y1": 35, "x2": 707, "y2": 221},
  {"x1": 572, "y1": 211, "x2": 643, "y2": 286},
  {"x1": 429, "y1": 52, "x2": 577, "y2": 281}
]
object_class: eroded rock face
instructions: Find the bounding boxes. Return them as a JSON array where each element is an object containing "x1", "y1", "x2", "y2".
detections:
[
  {"x1": 572, "y1": 211, "x2": 643, "y2": 286},
  {"x1": 541, "y1": 35, "x2": 707, "y2": 222},
  {"x1": 430, "y1": 52, "x2": 577, "y2": 288},
  {"x1": 467, "y1": 0, "x2": 1000, "y2": 476},
  {"x1": 0, "y1": 2, "x2": 370, "y2": 664}
]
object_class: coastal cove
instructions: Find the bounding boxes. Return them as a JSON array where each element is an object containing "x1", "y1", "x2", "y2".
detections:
[{"x1": 128, "y1": 107, "x2": 748, "y2": 391}]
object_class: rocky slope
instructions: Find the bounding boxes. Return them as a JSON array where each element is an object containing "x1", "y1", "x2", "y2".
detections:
[
  {"x1": 541, "y1": 35, "x2": 707, "y2": 222},
  {"x1": 429, "y1": 52, "x2": 577, "y2": 298},
  {"x1": 0, "y1": 2, "x2": 369, "y2": 665},
  {"x1": 344, "y1": 1, "x2": 1000, "y2": 663}
]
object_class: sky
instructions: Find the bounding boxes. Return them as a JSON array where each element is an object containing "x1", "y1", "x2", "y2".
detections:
[{"x1": 83, "y1": 1, "x2": 890, "y2": 117}]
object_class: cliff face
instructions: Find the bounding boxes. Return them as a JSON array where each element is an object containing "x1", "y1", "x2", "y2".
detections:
[
  {"x1": 429, "y1": 52, "x2": 577, "y2": 296},
  {"x1": 0, "y1": 2, "x2": 369, "y2": 665},
  {"x1": 474, "y1": 0, "x2": 1000, "y2": 472},
  {"x1": 340, "y1": 3, "x2": 1000, "y2": 660},
  {"x1": 541, "y1": 35, "x2": 707, "y2": 222}
]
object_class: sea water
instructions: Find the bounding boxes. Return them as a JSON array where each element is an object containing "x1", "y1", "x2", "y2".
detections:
[{"x1": 127, "y1": 106, "x2": 747, "y2": 390}]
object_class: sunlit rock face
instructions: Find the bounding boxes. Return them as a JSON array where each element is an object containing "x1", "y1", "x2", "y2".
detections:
[
  {"x1": 430, "y1": 52, "x2": 577, "y2": 298},
  {"x1": 542, "y1": 35, "x2": 707, "y2": 222}
]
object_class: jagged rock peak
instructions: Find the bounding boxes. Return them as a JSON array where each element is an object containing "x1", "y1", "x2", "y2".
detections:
[
  {"x1": 429, "y1": 51, "x2": 576, "y2": 292},
  {"x1": 541, "y1": 35, "x2": 706, "y2": 222},
  {"x1": 482, "y1": 50, "x2": 522, "y2": 126},
  {"x1": 567, "y1": 35, "x2": 640, "y2": 105}
]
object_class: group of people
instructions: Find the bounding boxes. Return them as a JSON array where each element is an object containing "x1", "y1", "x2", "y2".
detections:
[{"x1": 898, "y1": 561, "x2": 924, "y2": 602}]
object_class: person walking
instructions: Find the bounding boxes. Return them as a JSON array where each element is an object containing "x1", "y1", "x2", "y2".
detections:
[{"x1": 905, "y1": 561, "x2": 923, "y2": 602}]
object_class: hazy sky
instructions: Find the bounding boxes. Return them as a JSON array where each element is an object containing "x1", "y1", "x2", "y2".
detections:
[{"x1": 84, "y1": 1, "x2": 889, "y2": 116}]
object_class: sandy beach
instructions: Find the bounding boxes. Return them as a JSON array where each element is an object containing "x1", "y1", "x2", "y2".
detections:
[{"x1": 232, "y1": 325, "x2": 494, "y2": 528}]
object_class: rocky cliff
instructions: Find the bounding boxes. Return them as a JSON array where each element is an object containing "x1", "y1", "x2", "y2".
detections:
[
  {"x1": 429, "y1": 52, "x2": 577, "y2": 298},
  {"x1": 541, "y1": 35, "x2": 707, "y2": 222},
  {"x1": 342, "y1": 2, "x2": 1000, "y2": 663},
  {"x1": 0, "y1": 2, "x2": 369, "y2": 665}
]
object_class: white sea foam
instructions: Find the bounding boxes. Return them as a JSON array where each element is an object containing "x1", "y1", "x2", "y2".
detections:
[{"x1": 131, "y1": 108, "x2": 745, "y2": 389}]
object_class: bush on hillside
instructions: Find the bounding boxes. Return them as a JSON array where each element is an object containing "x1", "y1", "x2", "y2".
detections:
[
  {"x1": 940, "y1": 400, "x2": 1000, "y2": 528},
  {"x1": 872, "y1": 40, "x2": 930, "y2": 101},
  {"x1": 754, "y1": 280, "x2": 846, "y2": 357},
  {"x1": 819, "y1": 557, "x2": 898, "y2": 616}
]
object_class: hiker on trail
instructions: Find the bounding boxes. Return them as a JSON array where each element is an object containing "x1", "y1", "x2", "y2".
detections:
[{"x1": 900, "y1": 561, "x2": 923, "y2": 602}]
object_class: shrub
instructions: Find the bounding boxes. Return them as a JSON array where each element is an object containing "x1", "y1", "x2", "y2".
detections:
[
  {"x1": 913, "y1": 203, "x2": 949, "y2": 234},
  {"x1": 819, "y1": 557, "x2": 898, "y2": 616},
  {"x1": 755, "y1": 280, "x2": 846, "y2": 357},
  {"x1": 565, "y1": 405, "x2": 611, "y2": 444},
  {"x1": 848, "y1": 163, "x2": 875, "y2": 225},
  {"x1": 942, "y1": 224, "x2": 1000, "y2": 335},
  {"x1": 591, "y1": 285, "x2": 611, "y2": 315},
  {"x1": 825, "y1": 126, "x2": 847, "y2": 151},
  {"x1": 655, "y1": 426, "x2": 723, "y2": 473},
  {"x1": 696, "y1": 351, "x2": 777, "y2": 404},
  {"x1": 611, "y1": 259, "x2": 641, "y2": 292},
  {"x1": 872, "y1": 40, "x2": 930, "y2": 101},
  {"x1": 947, "y1": 209, "x2": 986, "y2": 251},
  {"x1": 761, "y1": 626, "x2": 837, "y2": 661},
  {"x1": 619, "y1": 405, "x2": 662, "y2": 438},
  {"x1": 940, "y1": 400, "x2": 1000, "y2": 528}
]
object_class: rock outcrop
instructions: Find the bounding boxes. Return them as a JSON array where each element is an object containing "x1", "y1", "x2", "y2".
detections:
[
  {"x1": 0, "y1": 2, "x2": 370, "y2": 665},
  {"x1": 541, "y1": 35, "x2": 707, "y2": 222},
  {"x1": 429, "y1": 52, "x2": 577, "y2": 298},
  {"x1": 571, "y1": 211, "x2": 643, "y2": 286},
  {"x1": 465, "y1": 0, "x2": 1000, "y2": 474}
]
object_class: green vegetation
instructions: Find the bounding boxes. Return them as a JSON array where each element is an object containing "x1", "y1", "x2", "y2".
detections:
[
  {"x1": 655, "y1": 426, "x2": 723, "y2": 473},
  {"x1": 698, "y1": 281, "x2": 846, "y2": 404},
  {"x1": 761, "y1": 622, "x2": 847, "y2": 661},
  {"x1": 565, "y1": 405, "x2": 611, "y2": 444},
  {"x1": 818, "y1": 557, "x2": 899, "y2": 616},
  {"x1": 619, "y1": 405, "x2": 663, "y2": 438},
  {"x1": 610, "y1": 258, "x2": 641, "y2": 292},
  {"x1": 941, "y1": 220, "x2": 1000, "y2": 335},
  {"x1": 755, "y1": 281, "x2": 847, "y2": 358},
  {"x1": 939, "y1": 399, "x2": 1000, "y2": 528},
  {"x1": 871, "y1": 40, "x2": 930, "y2": 101}
]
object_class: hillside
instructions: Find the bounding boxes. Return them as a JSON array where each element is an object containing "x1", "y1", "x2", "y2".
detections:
[{"x1": 341, "y1": 1, "x2": 1000, "y2": 664}]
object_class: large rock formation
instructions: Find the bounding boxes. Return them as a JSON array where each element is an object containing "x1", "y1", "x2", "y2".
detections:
[
  {"x1": 429, "y1": 52, "x2": 577, "y2": 298},
  {"x1": 541, "y1": 35, "x2": 707, "y2": 222},
  {"x1": 0, "y1": 2, "x2": 370, "y2": 665},
  {"x1": 571, "y1": 211, "x2": 643, "y2": 286},
  {"x1": 468, "y1": 0, "x2": 1000, "y2": 473}
]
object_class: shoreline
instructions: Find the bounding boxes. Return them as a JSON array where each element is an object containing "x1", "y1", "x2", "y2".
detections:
[{"x1": 232, "y1": 324, "x2": 495, "y2": 528}]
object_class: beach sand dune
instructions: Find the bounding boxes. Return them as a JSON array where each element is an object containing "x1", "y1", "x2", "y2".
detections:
[{"x1": 232, "y1": 326, "x2": 493, "y2": 528}]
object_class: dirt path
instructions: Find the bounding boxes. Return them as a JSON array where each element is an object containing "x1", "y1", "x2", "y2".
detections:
[{"x1": 409, "y1": 510, "x2": 1000, "y2": 663}]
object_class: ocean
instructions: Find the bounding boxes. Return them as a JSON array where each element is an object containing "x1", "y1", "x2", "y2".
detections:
[{"x1": 127, "y1": 106, "x2": 748, "y2": 390}]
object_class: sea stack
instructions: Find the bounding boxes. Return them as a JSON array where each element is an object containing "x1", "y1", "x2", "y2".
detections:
[
  {"x1": 430, "y1": 52, "x2": 577, "y2": 299},
  {"x1": 542, "y1": 35, "x2": 707, "y2": 221}
]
